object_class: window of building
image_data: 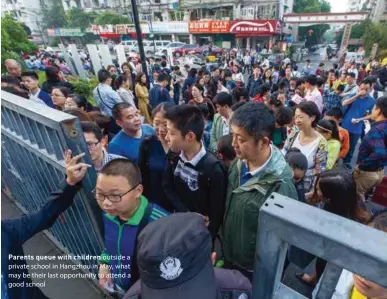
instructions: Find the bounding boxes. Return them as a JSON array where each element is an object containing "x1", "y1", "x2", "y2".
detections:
[{"x1": 170, "y1": 10, "x2": 184, "y2": 21}]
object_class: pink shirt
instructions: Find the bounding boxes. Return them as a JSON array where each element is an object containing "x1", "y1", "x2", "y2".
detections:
[{"x1": 305, "y1": 87, "x2": 323, "y2": 113}]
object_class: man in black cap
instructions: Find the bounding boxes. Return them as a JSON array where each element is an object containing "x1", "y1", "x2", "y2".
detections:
[{"x1": 123, "y1": 213, "x2": 251, "y2": 299}]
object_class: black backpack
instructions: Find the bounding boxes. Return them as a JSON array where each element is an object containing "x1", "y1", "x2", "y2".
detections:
[{"x1": 169, "y1": 150, "x2": 228, "y2": 192}]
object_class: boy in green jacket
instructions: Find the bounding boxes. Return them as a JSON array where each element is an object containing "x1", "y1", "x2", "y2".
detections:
[
  {"x1": 222, "y1": 102, "x2": 298, "y2": 280},
  {"x1": 210, "y1": 92, "x2": 233, "y2": 152}
]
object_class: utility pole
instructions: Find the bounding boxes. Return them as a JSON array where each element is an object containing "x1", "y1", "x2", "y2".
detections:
[{"x1": 130, "y1": 0, "x2": 149, "y2": 80}]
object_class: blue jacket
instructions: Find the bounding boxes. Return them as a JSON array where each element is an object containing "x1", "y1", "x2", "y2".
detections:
[
  {"x1": 1, "y1": 182, "x2": 80, "y2": 299},
  {"x1": 246, "y1": 75, "x2": 263, "y2": 98},
  {"x1": 149, "y1": 84, "x2": 172, "y2": 109}
]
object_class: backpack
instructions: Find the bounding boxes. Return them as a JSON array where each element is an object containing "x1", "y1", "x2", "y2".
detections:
[{"x1": 169, "y1": 150, "x2": 228, "y2": 192}]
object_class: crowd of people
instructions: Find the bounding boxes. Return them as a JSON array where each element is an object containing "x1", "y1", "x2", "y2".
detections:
[{"x1": 2, "y1": 48, "x2": 387, "y2": 299}]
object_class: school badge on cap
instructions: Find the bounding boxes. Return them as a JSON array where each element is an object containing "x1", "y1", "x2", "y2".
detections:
[{"x1": 160, "y1": 257, "x2": 183, "y2": 281}]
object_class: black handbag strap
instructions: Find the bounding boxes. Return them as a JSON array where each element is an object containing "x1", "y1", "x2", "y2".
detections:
[{"x1": 97, "y1": 87, "x2": 114, "y2": 110}]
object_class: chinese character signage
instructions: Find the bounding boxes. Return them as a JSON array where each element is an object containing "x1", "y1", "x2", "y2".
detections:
[
  {"x1": 229, "y1": 20, "x2": 281, "y2": 36},
  {"x1": 188, "y1": 21, "x2": 230, "y2": 33},
  {"x1": 115, "y1": 24, "x2": 135, "y2": 34},
  {"x1": 46, "y1": 28, "x2": 84, "y2": 37}
]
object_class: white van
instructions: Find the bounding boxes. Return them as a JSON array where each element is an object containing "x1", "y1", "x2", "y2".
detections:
[{"x1": 345, "y1": 52, "x2": 365, "y2": 64}]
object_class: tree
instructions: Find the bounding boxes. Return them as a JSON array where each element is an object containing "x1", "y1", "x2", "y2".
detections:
[
  {"x1": 1, "y1": 14, "x2": 37, "y2": 72},
  {"x1": 40, "y1": 0, "x2": 67, "y2": 29},
  {"x1": 363, "y1": 22, "x2": 387, "y2": 55},
  {"x1": 334, "y1": 20, "x2": 371, "y2": 48},
  {"x1": 94, "y1": 12, "x2": 131, "y2": 25},
  {"x1": 293, "y1": 0, "x2": 331, "y2": 46},
  {"x1": 67, "y1": 8, "x2": 98, "y2": 31}
]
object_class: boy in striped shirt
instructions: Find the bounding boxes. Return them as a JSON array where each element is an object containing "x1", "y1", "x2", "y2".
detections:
[{"x1": 96, "y1": 159, "x2": 168, "y2": 295}]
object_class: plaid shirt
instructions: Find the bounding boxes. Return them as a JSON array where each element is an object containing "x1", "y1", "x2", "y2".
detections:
[
  {"x1": 323, "y1": 89, "x2": 342, "y2": 112},
  {"x1": 357, "y1": 120, "x2": 387, "y2": 169},
  {"x1": 95, "y1": 151, "x2": 125, "y2": 172}
]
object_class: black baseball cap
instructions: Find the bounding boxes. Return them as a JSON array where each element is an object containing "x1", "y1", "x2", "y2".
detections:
[{"x1": 137, "y1": 213, "x2": 217, "y2": 299}]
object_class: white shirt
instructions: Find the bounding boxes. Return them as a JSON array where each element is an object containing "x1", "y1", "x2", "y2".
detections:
[
  {"x1": 305, "y1": 87, "x2": 324, "y2": 113},
  {"x1": 217, "y1": 85, "x2": 229, "y2": 94},
  {"x1": 292, "y1": 134, "x2": 321, "y2": 171},
  {"x1": 222, "y1": 117, "x2": 230, "y2": 136},
  {"x1": 232, "y1": 72, "x2": 244, "y2": 83},
  {"x1": 348, "y1": 67, "x2": 358, "y2": 79},
  {"x1": 29, "y1": 89, "x2": 47, "y2": 106},
  {"x1": 243, "y1": 56, "x2": 251, "y2": 65},
  {"x1": 244, "y1": 145, "x2": 273, "y2": 177}
]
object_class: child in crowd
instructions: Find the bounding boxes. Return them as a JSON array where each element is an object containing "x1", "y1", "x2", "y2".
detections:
[
  {"x1": 285, "y1": 148, "x2": 308, "y2": 203},
  {"x1": 316, "y1": 119, "x2": 341, "y2": 170},
  {"x1": 272, "y1": 106, "x2": 294, "y2": 149},
  {"x1": 328, "y1": 211, "x2": 387, "y2": 299},
  {"x1": 325, "y1": 108, "x2": 350, "y2": 160},
  {"x1": 224, "y1": 70, "x2": 237, "y2": 92},
  {"x1": 323, "y1": 84, "x2": 345, "y2": 115},
  {"x1": 163, "y1": 104, "x2": 227, "y2": 238},
  {"x1": 97, "y1": 159, "x2": 169, "y2": 294},
  {"x1": 217, "y1": 134, "x2": 236, "y2": 169},
  {"x1": 317, "y1": 77, "x2": 326, "y2": 95},
  {"x1": 266, "y1": 93, "x2": 284, "y2": 112},
  {"x1": 252, "y1": 83, "x2": 271, "y2": 103}
]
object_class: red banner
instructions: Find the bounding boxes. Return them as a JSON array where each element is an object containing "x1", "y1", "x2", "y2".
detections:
[
  {"x1": 189, "y1": 20, "x2": 230, "y2": 33},
  {"x1": 229, "y1": 20, "x2": 282, "y2": 36}
]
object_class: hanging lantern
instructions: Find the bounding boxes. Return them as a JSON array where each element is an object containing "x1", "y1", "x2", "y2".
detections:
[
  {"x1": 308, "y1": 29, "x2": 313, "y2": 36},
  {"x1": 334, "y1": 30, "x2": 339, "y2": 36}
]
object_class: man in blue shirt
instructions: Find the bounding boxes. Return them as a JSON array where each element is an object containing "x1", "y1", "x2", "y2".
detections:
[
  {"x1": 108, "y1": 103, "x2": 155, "y2": 163},
  {"x1": 149, "y1": 73, "x2": 173, "y2": 109},
  {"x1": 21, "y1": 71, "x2": 55, "y2": 108},
  {"x1": 93, "y1": 69, "x2": 122, "y2": 117},
  {"x1": 341, "y1": 80, "x2": 375, "y2": 168}
]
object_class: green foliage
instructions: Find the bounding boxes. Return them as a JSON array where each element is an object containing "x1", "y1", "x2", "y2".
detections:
[
  {"x1": 38, "y1": 71, "x2": 47, "y2": 87},
  {"x1": 40, "y1": 0, "x2": 67, "y2": 29},
  {"x1": 293, "y1": 0, "x2": 331, "y2": 13},
  {"x1": 67, "y1": 8, "x2": 98, "y2": 31},
  {"x1": 66, "y1": 76, "x2": 98, "y2": 103},
  {"x1": 1, "y1": 14, "x2": 37, "y2": 72},
  {"x1": 294, "y1": 0, "x2": 331, "y2": 46},
  {"x1": 334, "y1": 21, "x2": 371, "y2": 48},
  {"x1": 95, "y1": 12, "x2": 131, "y2": 26},
  {"x1": 363, "y1": 22, "x2": 387, "y2": 56}
]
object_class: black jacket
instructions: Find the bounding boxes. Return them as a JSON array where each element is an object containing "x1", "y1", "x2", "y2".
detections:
[
  {"x1": 1, "y1": 182, "x2": 80, "y2": 299},
  {"x1": 246, "y1": 75, "x2": 263, "y2": 98},
  {"x1": 162, "y1": 151, "x2": 227, "y2": 237}
]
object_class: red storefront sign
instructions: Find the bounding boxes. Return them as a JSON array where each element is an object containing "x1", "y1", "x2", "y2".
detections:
[
  {"x1": 230, "y1": 20, "x2": 282, "y2": 36},
  {"x1": 189, "y1": 20, "x2": 230, "y2": 34}
]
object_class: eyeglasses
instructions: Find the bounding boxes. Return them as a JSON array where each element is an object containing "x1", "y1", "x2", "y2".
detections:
[
  {"x1": 92, "y1": 184, "x2": 139, "y2": 203},
  {"x1": 86, "y1": 141, "x2": 100, "y2": 149}
]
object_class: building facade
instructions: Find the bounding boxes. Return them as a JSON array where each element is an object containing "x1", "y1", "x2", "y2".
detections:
[
  {"x1": 365, "y1": 0, "x2": 387, "y2": 21},
  {"x1": 347, "y1": 0, "x2": 363, "y2": 12},
  {"x1": 1, "y1": 0, "x2": 43, "y2": 36}
]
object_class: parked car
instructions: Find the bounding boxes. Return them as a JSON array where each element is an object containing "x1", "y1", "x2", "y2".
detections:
[
  {"x1": 187, "y1": 45, "x2": 224, "y2": 57},
  {"x1": 129, "y1": 40, "x2": 172, "y2": 55},
  {"x1": 173, "y1": 44, "x2": 197, "y2": 57},
  {"x1": 156, "y1": 42, "x2": 186, "y2": 55},
  {"x1": 116, "y1": 40, "x2": 138, "y2": 51}
]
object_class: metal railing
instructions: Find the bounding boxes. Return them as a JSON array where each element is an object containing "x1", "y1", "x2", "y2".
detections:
[
  {"x1": 1, "y1": 91, "x2": 104, "y2": 275},
  {"x1": 254, "y1": 193, "x2": 387, "y2": 299}
]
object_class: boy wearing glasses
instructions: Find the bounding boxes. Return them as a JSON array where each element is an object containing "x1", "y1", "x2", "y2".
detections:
[{"x1": 96, "y1": 158, "x2": 169, "y2": 295}]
